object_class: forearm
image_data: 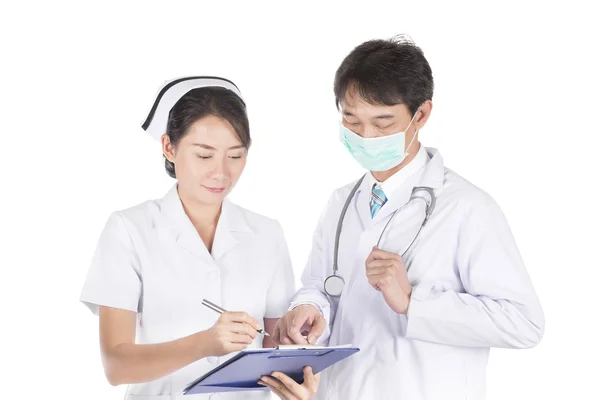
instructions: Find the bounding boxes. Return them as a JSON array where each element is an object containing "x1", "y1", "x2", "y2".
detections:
[
  {"x1": 103, "y1": 331, "x2": 210, "y2": 385},
  {"x1": 406, "y1": 286, "x2": 545, "y2": 348}
]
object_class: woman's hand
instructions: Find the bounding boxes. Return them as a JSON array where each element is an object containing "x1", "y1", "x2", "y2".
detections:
[
  {"x1": 258, "y1": 366, "x2": 320, "y2": 399},
  {"x1": 202, "y1": 312, "x2": 260, "y2": 357}
]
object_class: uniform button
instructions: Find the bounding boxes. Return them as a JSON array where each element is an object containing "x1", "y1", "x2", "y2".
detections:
[{"x1": 207, "y1": 356, "x2": 219, "y2": 365}]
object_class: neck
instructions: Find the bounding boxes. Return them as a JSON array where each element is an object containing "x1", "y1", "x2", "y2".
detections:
[
  {"x1": 372, "y1": 141, "x2": 421, "y2": 182},
  {"x1": 178, "y1": 188, "x2": 222, "y2": 230}
]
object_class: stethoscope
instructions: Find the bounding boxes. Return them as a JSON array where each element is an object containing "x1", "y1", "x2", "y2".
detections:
[{"x1": 324, "y1": 174, "x2": 437, "y2": 297}]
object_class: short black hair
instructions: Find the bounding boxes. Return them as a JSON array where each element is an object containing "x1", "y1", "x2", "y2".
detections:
[
  {"x1": 334, "y1": 35, "x2": 434, "y2": 116},
  {"x1": 164, "y1": 87, "x2": 250, "y2": 178}
]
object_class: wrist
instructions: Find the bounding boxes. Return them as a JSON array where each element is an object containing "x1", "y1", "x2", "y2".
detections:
[
  {"x1": 292, "y1": 303, "x2": 322, "y2": 314},
  {"x1": 384, "y1": 283, "x2": 411, "y2": 314},
  {"x1": 401, "y1": 290, "x2": 411, "y2": 314},
  {"x1": 191, "y1": 330, "x2": 213, "y2": 359}
]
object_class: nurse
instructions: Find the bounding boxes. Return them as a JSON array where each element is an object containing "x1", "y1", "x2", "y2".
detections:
[
  {"x1": 80, "y1": 77, "x2": 318, "y2": 400},
  {"x1": 271, "y1": 36, "x2": 545, "y2": 399}
]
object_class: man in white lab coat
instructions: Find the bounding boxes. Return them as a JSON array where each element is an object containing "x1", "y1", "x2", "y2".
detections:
[{"x1": 271, "y1": 36, "x2": 545, "y2": 399}]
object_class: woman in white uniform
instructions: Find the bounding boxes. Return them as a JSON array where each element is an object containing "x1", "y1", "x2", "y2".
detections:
[{"x1": 80, "y1": 77, "x2": 319, "y2": 400}]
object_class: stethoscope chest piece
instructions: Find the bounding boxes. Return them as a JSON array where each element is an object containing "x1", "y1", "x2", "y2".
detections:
[{"x1": 324, "y1": 273, "x2": 345, "y2": 297}]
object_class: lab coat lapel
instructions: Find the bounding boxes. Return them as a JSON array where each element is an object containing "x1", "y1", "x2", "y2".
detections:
[
  {"x1": 418, "y1": 147, "x2": 445, "y2": 190},
  {"x1": 158, "y1": 184, "x2": 213, "y2": 263},
  {"x1": 355, "y1": 175, "x2": 374, "y2": 230},
  {"x1": 211, "y1": 199, "x2": 254, "y2": 261}
]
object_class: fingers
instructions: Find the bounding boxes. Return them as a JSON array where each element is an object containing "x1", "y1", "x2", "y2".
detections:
[
  {"x1": 307, "y1": 315, "x2": 325, "y2": 344},
  {"x1": 368, "y1": 273, "x2": 395, "y2": 285},
  {"x1": 366, "y1": 265, "x2": 395, "y2": 277},
  {"x1": 231, "y1": 333, "x2": 254, "y2": 344},
  {"x1": 220, "y1": 313, "x2": 259, "y2": 340},
  {"x1": 368, "y1": 247, "x2": 402, "y2": 261},
  {"x1": 366, "y1": 251, "x2": 405, "y2": 288},
  {"x1": 303, "y1": 366, "x2": 320, "y2": 390},
  {"x1": 365, "y1": 247, "x2": 377, "y2": 263},
  {"x1": 366, "y1": 254, "x2": 411, "y2": 296},
  {"x1": 272, "y1": 371, "x2": 306, "y2": 397},
  {"x1": 274, "y1": 315, "x2": 296, "y2": 345},
  {"x1": 288, "y1": 313, "x2": 311, "y2": 345},
  {"x1": 225, "y1": 322, "x2": 257, "y2": 340},
  {"x1": 229, "y1": 342, "x2": 250, "y2": 352},
  {"x1": 218, "y1": 323, "x2": 256, "y2": 344},
  {"x1": 288, "y1": 328, "x2": 309, "y2": 345},
  {"x1": 259, "y1": 375, "x2": 299, "y2": 400},
  {"x1": 272, "y1": 321, "x2": 283, "y2": 345},
  {"x1": 281, "y1": 336, "x2": 295, "y2": 345},
  {"x1": 368, "y1": 273, "x2": 397, "y2": 292},
  {"x1": 366, "y1": 259, "x2": 396, "y2": 269},
  {"x1": 303, "y1": 366, "x2": 313, "y2": 381},
  {"x1": 278, "y1": 307, "x2": 323, "y2": 346},
  {"x1": 223, "y1": 312, "x2": 260, "y2": 329}
]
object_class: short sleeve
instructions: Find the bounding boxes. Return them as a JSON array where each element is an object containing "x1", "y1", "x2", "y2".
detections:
[
  {"x1": 264, "y1": 222, "x2": 296, "y2": 318},
  {"x1": 80, "y1": 212, "x2": 142, "y2": 316}
]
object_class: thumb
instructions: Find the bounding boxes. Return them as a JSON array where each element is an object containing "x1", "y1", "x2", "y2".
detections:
[{"x1": 303, "y1": 366, "x2": 313, "y2": 380}]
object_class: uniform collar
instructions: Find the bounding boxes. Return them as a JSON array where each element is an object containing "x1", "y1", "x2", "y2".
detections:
[
  {"x1": 159, "y1": 184, "x2": 252, "y2": 232},
  {"x1": 158, "y1": 184, "x2": 253, "y2": 261}
]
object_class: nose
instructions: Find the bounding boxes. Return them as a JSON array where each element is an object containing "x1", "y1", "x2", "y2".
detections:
[
  {"x1": 209, "y1": 157, "x2": 229, "y2": 183},
  {"x1": 361, "y1": 124, "x2": 379, "y2": 139}
]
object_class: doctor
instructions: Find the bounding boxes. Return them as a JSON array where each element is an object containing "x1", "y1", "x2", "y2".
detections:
[
  {"x1": 80, "y1": 77, "x2": 318, "y2": 399},
  {"x1": 271, "y1": 36, "x2": 545, "y2": 399}
]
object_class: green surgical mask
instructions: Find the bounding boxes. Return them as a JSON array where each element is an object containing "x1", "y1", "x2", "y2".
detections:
[{"x1": 339, "y1": 110, "x2": 419, "y2": 171}]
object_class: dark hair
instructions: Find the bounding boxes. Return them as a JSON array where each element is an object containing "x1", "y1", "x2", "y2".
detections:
[
  {"x1": 164, "y1": 87, "x2": 250, "y2": 178},
  {"x1": 334, "y1": 35, "x2": 434, "y2": 116}
]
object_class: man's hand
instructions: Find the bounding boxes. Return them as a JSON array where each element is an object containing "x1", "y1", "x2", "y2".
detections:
[
  {"x1": 273, "y1": 305, "x2": 326, "y2": 345},
  {"x1": 258, "y1": 366, "x2": 320, "y2": 399},
  {"x1": 365, "y1": 246, "x2": 413, "y2": 314}
]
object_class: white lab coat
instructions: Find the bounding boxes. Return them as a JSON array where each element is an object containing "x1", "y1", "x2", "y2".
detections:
[
  {"x1": 291, "y1": 147, "x2": 544, "y2": 400},
  {"x1": 80, "y1": 184, "x2": 296, "y2": 400}
]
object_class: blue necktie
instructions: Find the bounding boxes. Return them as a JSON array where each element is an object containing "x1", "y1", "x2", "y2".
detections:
[{"x1": 370, "y1": 183, "x2": 388, "y2": 218}]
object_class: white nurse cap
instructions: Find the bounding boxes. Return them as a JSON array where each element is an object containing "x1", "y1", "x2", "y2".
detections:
[{"x1": 141, "y1": 76, "x2": 245, "y2": 141}]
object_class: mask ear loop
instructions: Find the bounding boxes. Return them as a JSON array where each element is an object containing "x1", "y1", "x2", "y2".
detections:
[{"x1": 404, "y1": 108, "x2": 421, "y2": 157}]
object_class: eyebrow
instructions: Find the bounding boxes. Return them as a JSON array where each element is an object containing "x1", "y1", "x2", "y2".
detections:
[
  {"x1": 192, "y1": 143, "x2": 245, "y2": 150},
  {"x1": 372, "y1": 114, "x2": 395, "y2": 120},
  {"x1": 342, "y1": 110, "x2": 396, "y2": 120}
]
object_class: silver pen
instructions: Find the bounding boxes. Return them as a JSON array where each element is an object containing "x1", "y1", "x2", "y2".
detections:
[{"x1": 202, "y1": 298, "x2": 270, "y2": 337}]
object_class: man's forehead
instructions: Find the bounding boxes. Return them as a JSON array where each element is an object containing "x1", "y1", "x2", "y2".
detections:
[{"x1": 341, "y1": 94, "x2": 403, "y2": 116}]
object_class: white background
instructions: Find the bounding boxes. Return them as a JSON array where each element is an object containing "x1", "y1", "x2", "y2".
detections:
[{"x1": 1, "y1": 1, "x2": 598, "y2": 399}]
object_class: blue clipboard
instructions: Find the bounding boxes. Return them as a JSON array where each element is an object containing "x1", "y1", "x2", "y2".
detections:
[{"x1": 183, "y1": 346, "x2": 360, "y2": 395}]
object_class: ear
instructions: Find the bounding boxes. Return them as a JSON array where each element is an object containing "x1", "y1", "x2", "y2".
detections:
[
  {"x1": 414, "y1": 100, "x2": 433, "y2": 130},
  {"x1": 161, "y1": 134, "x2": 175, "y2": 163}
]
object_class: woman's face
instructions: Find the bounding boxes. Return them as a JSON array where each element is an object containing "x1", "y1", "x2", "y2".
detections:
[{"x1": 162, "y1": 115, "x2": 247, "y2": 206}]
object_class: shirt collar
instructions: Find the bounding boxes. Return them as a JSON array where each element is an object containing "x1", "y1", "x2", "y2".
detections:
[
  {"x1": 158, "y1": 183, "x2": 253, "y2": 234},
  {"x1": 365, "y1": 143, "x2": 430, "y2": 200}
]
